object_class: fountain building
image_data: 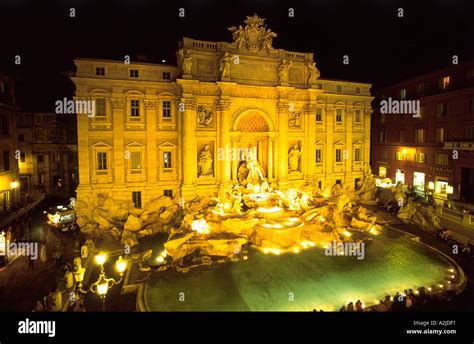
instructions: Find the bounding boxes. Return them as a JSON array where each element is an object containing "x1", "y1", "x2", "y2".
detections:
[{"x1": 72, "y1": 14, "x2": 374, "y2": 207}]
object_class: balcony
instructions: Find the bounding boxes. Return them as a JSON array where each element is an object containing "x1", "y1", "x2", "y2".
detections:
[
  {"x1": 126, "y1": 169, "x2": 146, "y2": 182},
  {"x1": 92, "y1": 169, "x2": 113, "y2": 183},
  {"x1": 90, "y1": 115, "x2": 112, "y2": 129},
  {"x1": 126, "y1": 115, "x2": 145, "y2": 130}
]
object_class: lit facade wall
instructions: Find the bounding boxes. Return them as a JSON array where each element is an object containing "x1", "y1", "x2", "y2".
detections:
[
  {"x1": 0, "y1": 74, "x2": 20, "y2": 213},
  {"x1": 72, "y1": 25, "x2": 373, "y2": 207},
  {"x1": 372, "y1": 60, "x2": 474, "y2": 203}
]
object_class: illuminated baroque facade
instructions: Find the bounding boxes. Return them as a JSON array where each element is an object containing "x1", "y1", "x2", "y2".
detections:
[{"x1": 72, "y1": 15, "x2": 374, "y2": 207}]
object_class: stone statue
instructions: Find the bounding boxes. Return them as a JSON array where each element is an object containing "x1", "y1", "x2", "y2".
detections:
[
  {"x1": 197, "y1": 106, "x2": 214, "y2": 127},
  {"x1": 178, "y1": 49, "x2": 193, "y2": 75},
  {"x1": 228, "y1": 14, "x2": 277, "y2": 53},
  {"x1": 219, "y1": 53, "x2": 232, "y2": 79},
  {"x1": 197, "y1": 144, "x2": 214, "y2": 177},
  {"x1": 278, "y1": 59, "x2": 292, "y2": 84},
  {"x1": 246, "y1": 157, "x2": 266, "y2": 184},
  {"x1": 308, "y1": 62, "x2": 320, "y2": 85},
  {"x1": 288, "y1": 144, "x2": 301, "y2": 172}
]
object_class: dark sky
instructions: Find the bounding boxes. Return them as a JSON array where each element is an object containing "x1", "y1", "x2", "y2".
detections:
[{"x1": 0, "y1": 0, "x2": 473, "y2": 111}]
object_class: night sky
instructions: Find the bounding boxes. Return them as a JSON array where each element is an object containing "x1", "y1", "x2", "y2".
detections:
[{"x1": 0, "y1": 0, "x2": 473, "y2": 111}]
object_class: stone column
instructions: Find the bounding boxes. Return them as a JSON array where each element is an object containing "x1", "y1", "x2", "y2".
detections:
[
  {"x1": 364, "y1": 109, "x2": 372, "y2": 169},
  {"x1": 267, "y1": 137, "x2": 274, "y2": 181},
  {"x1": 218, "y1": 99, "x2": 231, "y2": 186},
  {"x1": 325, "y1": 105, "x2": 335, "y2": 184},
  {"x1": 306, "y1": 104, "x2": 316, "y2": 181},
  {"x1": 257, "y1": 138, "x2": 263, "y2": 163},
  {"x1": 145, "y1": 99, "x2": 158, "y2": 183},
  {"x1": 277, "y1": 101, "x2": 289, "y2": 186},
  {"x1": 181, "y1": 98, "x2": 196, "y2": 198},
  {"x1": 111, "y1": 97, "x2": 126, "y2": 185},
  {"x1": 231, "y1": 137, "x2": 239, "y2": 183}
]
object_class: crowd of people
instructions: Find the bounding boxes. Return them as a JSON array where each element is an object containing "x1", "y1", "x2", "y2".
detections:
[{"x1": 337, "y1": 287, "x2": 458, "y2": 312}]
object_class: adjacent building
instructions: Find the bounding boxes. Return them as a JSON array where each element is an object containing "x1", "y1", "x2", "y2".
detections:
[
  {"x1": 372, "y1": 60, "x2": 474, "y2": 204},
  {"x1": 0, "y1": 74, "x2": 20, "y2": 215},
  {"x1": 72, "y1": 15, "x2": 374, "y2": 208},
  {"x1": 16, "y1": 113, "x2": 78, "y2": 196}
]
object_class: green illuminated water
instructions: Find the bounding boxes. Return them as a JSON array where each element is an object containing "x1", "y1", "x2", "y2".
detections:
[{"x1": 145, "y1": 228, "x2": 456, "y2": 311}]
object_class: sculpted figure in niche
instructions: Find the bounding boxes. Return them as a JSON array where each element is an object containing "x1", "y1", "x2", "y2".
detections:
[
  {"x1": 308, "y1": 62, "x2": 320, "y2": 85},
  {"x1": 178, "y1": 49, "x2": 193, "y2": 75},
  {"x1": 219, "y1": 53, "x2": 232, "y2": 79},
  {"x1": 278, "y1": 59, "x2": 292, "y2": 84},
  {"x1": 288, "y1": 144, "x2": 301, "y2": 172},
  {"x1": 197, "y1": 144, "x2": 214, "y2": 177}
]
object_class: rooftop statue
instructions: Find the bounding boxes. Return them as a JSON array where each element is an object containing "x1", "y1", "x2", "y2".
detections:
[{"x1": 228, "y1": 14, "x2": 277, "y2": 53}]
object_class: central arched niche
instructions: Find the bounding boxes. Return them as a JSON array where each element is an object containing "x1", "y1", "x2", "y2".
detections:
[{"x1": 236, "y1": 112, "x2": 269, "y2": 132}]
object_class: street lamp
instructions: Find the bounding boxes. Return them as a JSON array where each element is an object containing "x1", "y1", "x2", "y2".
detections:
[
  {"x1": 74, "y1": 253, "x2": 128, "y2": 311},
  {"x1": 10, "y1": 179, "x2": 18, "y2": 189}
]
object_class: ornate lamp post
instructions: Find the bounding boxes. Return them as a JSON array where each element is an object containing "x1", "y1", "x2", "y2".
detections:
[{"x1": 73, "y1": 253, "x2": 128, "y2": 311}]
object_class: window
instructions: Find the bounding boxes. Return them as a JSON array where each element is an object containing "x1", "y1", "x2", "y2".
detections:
[
  {"x1": 37, "y1": 154, "x2": 44, "y2": 163},
  {"x1": 379, "y1": 130, "x2": 386, "y2": 143},
  {"x1": 131, "y1": 151, "x2": 141, "y2": 169},
  {"x1": 414, "y1": 153, "x2": 426, "y2": 163},
  {"x1": 97, "y1": 152, "x2": 107, "y2": 170},
  {"x1": 354, "y1": 148, "x2": 361, "y2": 162},
  {"x1": 39, "y1": 174, "x2": 45, "y2": 184},
  {"x1": 18, "y1": 134, "x2": 24, "y2": 142},
  {"x1": 469, "y1": 98, "x2": 474, "y2": 113},
  {"x1": 396, "y1": 151, "x2": 406, "y2": 161},
  {"x1": 162, "y1": 72, "x2": 171, "y2": 80},
  {"x1": 381, "y1": 150, "x2": 388, "y2": 160},
  {"x1": 53, "y1": 153, "x2": 61, "y2": 162},
  {"x1": 336, "y1": 109, "x2": 343, "y2": 123},
  {"x1": 336, "y1": 85, "x2": 342, "y2": 92},
  {"x1": 95, "y1": 98, "x2": 106, "y2": 116},
  {"x1": 335, "y1": 179, "x2": 342, "y2": 185},
  {"x1": 465, "y1": 125, "x2": 474, "y2": 139},
  {"x1": 436, "y1": 102, "x2": 449, "y2": 117},
  {"x1": 162, "y1": 100, "x2": 171, "y2": 118},
  {"x1": 315, "y1": 149, "x2": 322, "y2": 163},
  {"x1": 163, "y1": 151, "x2": 172, "y2": 168},
  {"x1": 20, "y1": 152, "x2": 26, "y2": 163},
  {"x1": 130, "y1": 69, "x2": 139, "y2": 78},
  {"x1": 467, "y1": 68, "x2": 474, "y2": 82},
  {"x1": 354, "y1": 110, "x2": 361, "y2": 123},
  {"x1": 132, "y1": 191, "x2": 142, "y2": 208},
  {"x1": 435, "y1": 128, "x2": 445, "y2": 142},
  {"x1": 400, "y1": 89, "x2": 407, "y2": 100},
  {"x1": 130, "y1": 99, "x2": 140, "y2": 117},
  {"x1": 417, "y1": 83, "x2": 428, "y2": 97},
  {"x1": 335, "y1": 149, "x2": 342, "y2": 162},
  {"x1": 0, "y1": 81, "x2": 4, "y2": 93},
  {"x1": 399, "y1": 130, "x2": 405, "y2": 143},
  {"x1": 379, "y1": 166, "x2": 387, "y2": 178},
  {"x1": 439, "y1": 76, "x2": 451, "y2": 90},
  {"x1": 2, "y1": 151, "x2": 10, "y2": 171},
  {"x1": 0, "y1": 116, "x2": 9, "y2": 135},
  {"x1": 435, "y1": 154, "x2": 449, "y2": 165},
  {"x1": 415, "y1": 128, "x2": 425, "y2": 143},
  {"x1": 35, "y1": 114, "x2": 42, "y2": 124},
  {"x1": 95, "y1": 67, "x2": 105, "y2": 76},
  {"x1": 164, "y1": 190, "x2": 173, "y2": 198},
  {"x1": 355, "y1": 87, "x2": 361, "y2": 94},
  {"x1": 316, "y1": 108, "x2": 323, "y2": 122}
]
